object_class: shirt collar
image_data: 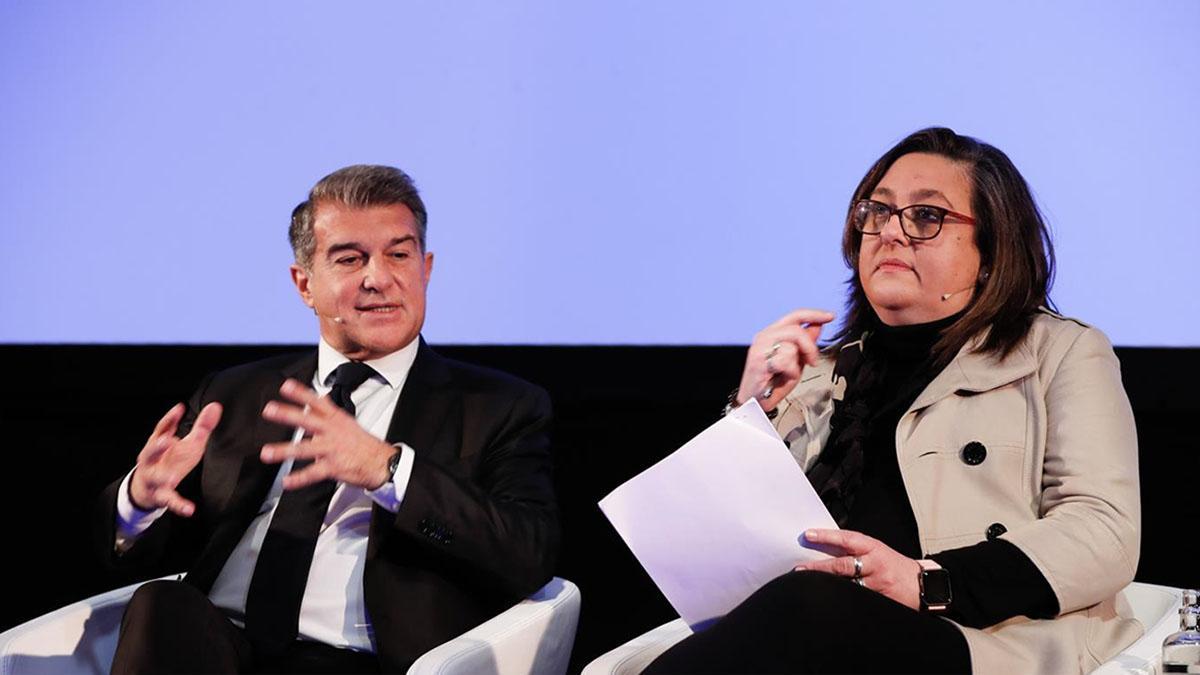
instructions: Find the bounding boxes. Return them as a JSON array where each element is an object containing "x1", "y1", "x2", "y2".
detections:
[{"x1": 316, "y1": 337, "x2": 420, "y2": 391}]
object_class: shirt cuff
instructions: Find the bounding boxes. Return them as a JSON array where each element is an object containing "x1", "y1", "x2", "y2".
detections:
[
  {"x1": 366, "y1": 443, "x2": 414, "y2": 513},
  {"x1": 115, "y1": 469, "x2": 167, "y2": 552}
]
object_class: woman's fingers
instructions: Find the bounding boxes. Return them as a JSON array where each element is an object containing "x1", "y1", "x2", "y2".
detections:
[
  {"x1": 735, "y1": 309, "x2": 836, "y2": 410},
  {"x1": 803, "y1": 528, "x2": 876, "y2": 556},
  {"x1": 767, "y1": 309, "x2": 836, "y2": 330}
]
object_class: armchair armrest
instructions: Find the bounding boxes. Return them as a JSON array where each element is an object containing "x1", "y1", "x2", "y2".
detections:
[
  {"x1": 581, "y1": 618, "x2": 692, "y2": 675},
  {"x1": 408, "y1": 577, "x2": 581, "y2": 675},
  {"x1": 0, "y1": 575, "x2": 179, "y2": 675}
]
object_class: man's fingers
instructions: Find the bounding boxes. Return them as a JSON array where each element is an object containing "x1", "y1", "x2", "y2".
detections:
[
  {"x1": 159, "y1": 489, "x2": 196, "y2": 517},
  {"x1": 141, "y1": 484, "x2": 195, "y2": 517},
  {"x1": 186, "y1": 402, "x2": 223, "y2": 444},
  {"x1": 151, "y1": 403, "x2": 186, "y2": 438},
  {"x1": 281, "y1": 462, "x2": 328, "y2": 491},
  {"x1": 276, "y1": 378, "x2": 323, "y2": 408},
  {"x1": 260, "y1": 440, "x2": 319, "y2": 464},
  {"x1": 138, "y1": 433, "x2": 174, "y2": 464},
  {"x1": 262, "y1": 400, "x2": 321, "y2": 432},
  {"x1": 140, "y1": 404, "x2": 185, "y2": 461}
]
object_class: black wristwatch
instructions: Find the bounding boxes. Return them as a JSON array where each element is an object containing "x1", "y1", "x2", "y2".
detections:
[
  {"x1": 386, "y1": 448, "x2": 403, "y2": 479},
  {"x1": 918, "y1": 559, "x2": 952, "y2": 613}
]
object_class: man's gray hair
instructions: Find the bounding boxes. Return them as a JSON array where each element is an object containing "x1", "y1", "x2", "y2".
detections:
[{"x1": 289, "y1": 164, "x2": 428, "y2": 269}]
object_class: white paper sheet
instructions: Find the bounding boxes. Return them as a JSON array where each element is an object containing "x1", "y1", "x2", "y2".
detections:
[{"x1": 598, "y1": 399, "x2": 837, "y2": 628}]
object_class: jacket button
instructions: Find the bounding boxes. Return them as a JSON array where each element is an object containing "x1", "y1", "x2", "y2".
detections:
[
  {"x1": 961, "y1": 441, "x2": 987, "y2": 465},
  {"x1": 986, "y1": 523, "x2": 1007, "y2": 540}
]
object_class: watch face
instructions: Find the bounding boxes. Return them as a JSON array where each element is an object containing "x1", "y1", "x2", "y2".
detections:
[{"x1": 921, "y1": 569, "x2": 953, "y2": 606}]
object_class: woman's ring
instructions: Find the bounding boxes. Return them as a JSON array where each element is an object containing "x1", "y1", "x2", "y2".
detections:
[
  {"x1": 852, "y1": 556, "x2": 863, "y2": 579},
  {"x1": 853, "y1": 577, "x2": 865, "y2": 587},
  {"x1": 766, "y1": 342, "x2": 781, "y2": 360}
]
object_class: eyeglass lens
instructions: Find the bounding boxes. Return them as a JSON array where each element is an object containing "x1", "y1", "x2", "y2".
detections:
[{"x1": 853, "y1": 201, "x2": 945, "y2": 239}]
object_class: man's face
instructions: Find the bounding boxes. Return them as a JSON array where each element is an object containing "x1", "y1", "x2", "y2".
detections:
[{"x1": 291, "y1": 202, "x2": 433, "y2": 360}]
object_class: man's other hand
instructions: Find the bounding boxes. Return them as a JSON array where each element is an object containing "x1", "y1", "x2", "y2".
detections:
[
  {"x1": 129, "y1": 402, "x2": 223, "y2": 517},
  {"x1": 259, "y1": 378, "x2": 393, "y2": 491}
]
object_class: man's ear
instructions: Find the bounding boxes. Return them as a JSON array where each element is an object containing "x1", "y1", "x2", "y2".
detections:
[
  {"x1": 291, "y1": 264, "x2": 315, "y2": 309},
  {"x1": 423, "y1": 251, "x2": 434, "y2": 286}
]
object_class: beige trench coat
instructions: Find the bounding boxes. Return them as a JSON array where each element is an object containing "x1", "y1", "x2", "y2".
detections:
[{"x1": 772, "y1": 310, "x2": 1142, "y2": 674}]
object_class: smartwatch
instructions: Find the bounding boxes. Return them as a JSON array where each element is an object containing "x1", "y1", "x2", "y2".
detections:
[{"x1": 918, "y1": 559, "x2": 952, "y2": 613}]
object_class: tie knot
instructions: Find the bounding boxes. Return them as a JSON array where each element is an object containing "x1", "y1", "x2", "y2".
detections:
[
  {"x1": 330, "y1": 361, "x2": 378, "y2": 391},
  {"x1": 327, "y1": 361, "x2": 378, "y2": 414}
]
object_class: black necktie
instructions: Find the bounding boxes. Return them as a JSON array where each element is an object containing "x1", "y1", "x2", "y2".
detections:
[{"x1": 244, "y1": 361, "x2": 379, "y2": 661}]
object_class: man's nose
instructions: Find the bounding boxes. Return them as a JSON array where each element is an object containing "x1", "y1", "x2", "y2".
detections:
[{"x1": 360, "y1": 258, "x2": 396, "y2": 291}]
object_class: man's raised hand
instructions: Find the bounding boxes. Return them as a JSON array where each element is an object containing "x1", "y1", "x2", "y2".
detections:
[
  {"x1": 259, "y1": 379, "x2": 395, "y2": 491},
  {"x1": 129, "y1": 402, "x2": 222, "y2": 517}
]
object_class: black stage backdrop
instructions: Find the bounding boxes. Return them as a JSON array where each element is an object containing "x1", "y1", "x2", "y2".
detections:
[{"x1": 0, "y1": 344, "x2": 1195, "y2": 671}]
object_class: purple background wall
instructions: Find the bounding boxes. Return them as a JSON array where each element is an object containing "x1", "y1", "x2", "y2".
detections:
[{"x1": 3, "y1": 1, "x2": 1198, "y2": 346}]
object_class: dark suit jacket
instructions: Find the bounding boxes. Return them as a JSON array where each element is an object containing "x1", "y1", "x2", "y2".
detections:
[{"x1": 98, "y1": 341, "x2": 560, "y2": 672}]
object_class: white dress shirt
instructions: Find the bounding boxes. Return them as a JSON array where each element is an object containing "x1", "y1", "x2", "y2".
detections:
[{"x1": 116, "y1": 337, "x2": 420, "y2": 653}]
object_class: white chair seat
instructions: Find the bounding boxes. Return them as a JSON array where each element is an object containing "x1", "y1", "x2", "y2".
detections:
[
  {"x1": 0, "y1": 575, "x2": 580, "y2": 675},
  {"x1": 583, "y1": 581, "x2": 1185, "y2": 675}
]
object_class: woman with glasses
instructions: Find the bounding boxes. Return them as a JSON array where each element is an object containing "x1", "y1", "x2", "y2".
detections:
[{"x1": 645, "y1": 128, "x2": 1140, "y2": 674}]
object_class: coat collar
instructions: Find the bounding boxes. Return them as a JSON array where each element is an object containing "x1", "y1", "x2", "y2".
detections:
[
  {"x1": 908, "y1": 334, "x2": 1037, "y2": 411},
  {"x1": 814, "y1": 330, "x2": 1039, "y2": 413}
]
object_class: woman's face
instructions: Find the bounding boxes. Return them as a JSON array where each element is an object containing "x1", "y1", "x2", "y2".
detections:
[{"x1": 857, "y1": 152, "x2": 982, "y2": 326}]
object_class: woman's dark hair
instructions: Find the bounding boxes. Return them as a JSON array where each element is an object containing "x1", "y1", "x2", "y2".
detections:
[{"x1": 828, "y1": 127, "x2": 1056, "y2": 365}]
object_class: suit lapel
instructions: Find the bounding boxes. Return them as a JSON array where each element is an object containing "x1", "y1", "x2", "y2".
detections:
[
  {"x1": 384, "y1": 340, "x2": 460, "y2": 467},
  {"x1": 189, "y1": 351, "x2": 318, "y2": 592},
  {"x1": 230, "y1": 352, "x2": 318, "y2": 513}
]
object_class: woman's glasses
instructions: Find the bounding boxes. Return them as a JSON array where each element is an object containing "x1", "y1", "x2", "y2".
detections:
[{"x1": 851, "y1": 199, "x2": 976, "y2": 240}]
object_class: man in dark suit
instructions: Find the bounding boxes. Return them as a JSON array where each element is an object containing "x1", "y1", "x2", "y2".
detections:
[{"x1": 99, "y1": 165, "x2": 559, "y2": 674}]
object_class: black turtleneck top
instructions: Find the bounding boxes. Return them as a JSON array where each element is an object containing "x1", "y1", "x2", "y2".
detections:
[{"x1": 816, "y1": 313, "x2": 1059, "y2": 628}]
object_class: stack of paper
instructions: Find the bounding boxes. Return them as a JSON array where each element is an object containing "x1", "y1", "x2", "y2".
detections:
[{"x1": 599, "y1": 400, "x2": 837, "y2": 628}]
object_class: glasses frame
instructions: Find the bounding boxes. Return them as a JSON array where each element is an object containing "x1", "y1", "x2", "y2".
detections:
[{"x1": 852, "y1": 198, "x2": 976, "y2": 241}]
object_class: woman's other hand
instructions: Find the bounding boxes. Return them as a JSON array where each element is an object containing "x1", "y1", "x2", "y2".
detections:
[
  {"x1": 736, "y1": 309, "x2": 835, "y2": 412},
  {"x1": 795, "y1": 528, "x2": 921, "y2": 610}
]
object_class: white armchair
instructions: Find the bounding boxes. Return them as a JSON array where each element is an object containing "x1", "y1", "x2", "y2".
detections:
[
  {"x1": 582, "y1": 582, "x2": 1185, "y2": 675},
  {"x1": 1092, "y1": 582, "x2": 1187, "y2": 675},
  {"x1": 0, "y1": 575, "x2": 580, "y2": 675}
]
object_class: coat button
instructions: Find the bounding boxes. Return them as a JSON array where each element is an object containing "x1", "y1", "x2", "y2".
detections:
[
  {"x1": 986, "y1": 523, "x2": 1007, "y2": 540},
  {"x1": 961, "y1": 441, "x2": 987, "y2": 465}
]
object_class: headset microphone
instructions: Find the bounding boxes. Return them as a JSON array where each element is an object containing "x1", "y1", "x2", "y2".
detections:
[
  {"x1": 942, "y1": 268, "x2": 991, "y2": 301},
  {"x1": 313, "y1": 308, "x2": 345, "y2": 323},
  {"x1": 941, "y1": 286, "x2": 975, "y2": 301}
]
